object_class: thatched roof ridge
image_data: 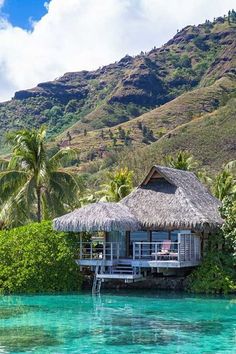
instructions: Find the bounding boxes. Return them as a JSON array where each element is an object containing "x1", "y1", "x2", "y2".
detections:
[
  {"x1": 121, "y1": 165, "x2": 223, "y2": 231},
  {"x1": 53, "y1": 202, "x2": 140, "y2": 232}
]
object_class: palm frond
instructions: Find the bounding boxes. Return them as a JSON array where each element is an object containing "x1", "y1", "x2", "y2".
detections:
[
  {"x1": 225, "y1": 160, "x2": 236, "y2": 175},
  {"x1": 49, "y1": 147, "x2": 78, "y2": 170},
  {"x1": 47, "y1": 170, "x2": 79, "y2": 206},
  {"x1": 0, "y1": 179, "x2": 35, "y2": 227},
  {"x1": 0, "y1": 170, "x2": 28, "y2": 202},
  {"x1": 0, "y1": 159, "x2": 9, "y2": 171}
]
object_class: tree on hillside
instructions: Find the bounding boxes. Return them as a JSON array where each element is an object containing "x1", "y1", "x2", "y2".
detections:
[
  {"x1": 118, "y1": 127, "x2": 126, "y2": 140},
  {"x1": 164, "y1": 151, "x2": 198, "y2": 171},
  {"x1": 212, "y1": 161, "x2": 236, "y2": 201},
  {"x1": 98, "y1": 167, "x2": 133, "y2": 202},
  {"x1": 0, "y1": 127, "x2": 79, "y2": 227},
  {"x1": 66, "y1": 131, "x2": 72, "y2": 145}
]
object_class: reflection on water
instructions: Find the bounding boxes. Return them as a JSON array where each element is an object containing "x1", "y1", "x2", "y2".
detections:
[{"x1": 0, "y1": 292, "x2": 235, "y2": 353}]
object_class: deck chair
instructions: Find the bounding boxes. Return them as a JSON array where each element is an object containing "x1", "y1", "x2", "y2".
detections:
[
  {"x1": 158, "y1": 240, "x2": 171, "y2": 255},
  {"x1": 152, "y1": 240, "x2": 177, "y2": 260}
]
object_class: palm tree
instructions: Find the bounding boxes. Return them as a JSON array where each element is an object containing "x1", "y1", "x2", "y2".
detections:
[
  {"x1": 164, "y1": 151, "x2": 198, "y2": 171},
  {"x1": 99, "y1": 167, "x2": 133, "y2": 202},
  {"x1": 212, "y1": 161, "x2": 236, "y2": 201},
  {"x1": 0, "y1": 127, "x2": 80, "y2": 227}
]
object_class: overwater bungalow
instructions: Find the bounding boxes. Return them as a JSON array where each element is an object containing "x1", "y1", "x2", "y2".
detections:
[{"x1": 53, "y1": 165, "x2": 223, "y2": 291}]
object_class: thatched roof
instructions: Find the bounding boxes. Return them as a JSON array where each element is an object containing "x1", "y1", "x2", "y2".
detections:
[
  {"x1": 53, "y1": 202, "x2": 140, "y2": 232},
  {"x1": 121, "y1": 165, "x2": 223, "y2": 231}
]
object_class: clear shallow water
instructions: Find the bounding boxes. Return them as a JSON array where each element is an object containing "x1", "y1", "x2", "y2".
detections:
[{"x1": 0, "y1": 291, "x2": 236, "y2": 354}]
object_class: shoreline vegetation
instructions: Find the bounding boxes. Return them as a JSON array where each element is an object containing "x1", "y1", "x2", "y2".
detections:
[{"x1": 0, "y1": 127, "x2": 235, "y2": 295}]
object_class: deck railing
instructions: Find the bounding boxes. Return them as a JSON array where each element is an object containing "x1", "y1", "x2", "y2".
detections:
[
  {"x1": 133, "y1": 234, "x2": 201, "y2": 262},
  {"x1": 79, "y1": 234, "x2": 201, "y2": 263},
  {"x1": 133, "y1": 241, "x2": 179, "y2": 261},
  {"x1": 79, "y1": 241, "x2": 120, "y2": 260}
]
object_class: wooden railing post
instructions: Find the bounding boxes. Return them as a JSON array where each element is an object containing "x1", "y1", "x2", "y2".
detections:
[
  {"x1": 90, "y1": 242, "x2": 93, "y2": 259},
  {"x1": 133, "y1": 243, "x2": 135, "y2": 260},
  {"x1": 155, "y1": 243, "x2": 157, "y2": 261}
]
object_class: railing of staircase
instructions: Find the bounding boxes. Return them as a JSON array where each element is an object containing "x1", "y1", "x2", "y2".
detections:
[{"x1": 79, "y1": 241, "x2": 120, "y2": 260}]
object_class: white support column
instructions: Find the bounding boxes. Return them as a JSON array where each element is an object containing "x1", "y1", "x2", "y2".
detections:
[
  {"x1": 79, "y1": 234, "x2": 82, "y2": 259},
  {"x1": 103, "y1": 232, "x2": 108, "y2": 260},
  {"x1": 139, "y1": 243, "x2": 141, "y2": 259},
  {"x1": 90, "y1": 242, "x2": 93, "y2": 259},
  {"x1": 178, "y1": 233, "x2": 180, "y2": 262},
  {"x1": 103, "y1": 242, "x2": 106, "y2": 260},
  {"x1": 194, "y1": 235, "x2": 196, "y2": 260},
  {"x1": 111, "y1": 243, "x2": 113, "y2": 261},
  {"x1": 189, "y1": 234, "x2": 192, "y2": 261},
  {"x1": 117, "y1": 243, "x2": 120, "y2": 260}
]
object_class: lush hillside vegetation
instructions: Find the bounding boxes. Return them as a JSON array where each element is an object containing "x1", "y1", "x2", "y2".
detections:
[{"x1": 0, "y1": 14, "x2": 235, "y2": 177}]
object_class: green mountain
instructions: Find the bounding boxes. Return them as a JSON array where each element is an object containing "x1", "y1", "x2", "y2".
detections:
[{"x1": 0, "y1": 14, "x2": 235, "y2": 177}]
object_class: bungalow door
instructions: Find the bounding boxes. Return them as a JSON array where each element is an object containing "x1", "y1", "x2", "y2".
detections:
[{"x1": 107, "y1": 231, "x2": 126, "y2": 258}]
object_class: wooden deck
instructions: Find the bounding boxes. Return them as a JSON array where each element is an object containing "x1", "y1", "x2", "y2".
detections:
[
  {"x1": 78, "y1": 233, "x2": 201, "y2": 269},
  {"x1": 96, "y1": 273, "x2": 144, "y2": 283},
  {"x1": 76, "y1": 258, "x2": 200, "y2": 268},
  {"x1": 84, "y1": 235, "x2": 202, "y2": 287}
]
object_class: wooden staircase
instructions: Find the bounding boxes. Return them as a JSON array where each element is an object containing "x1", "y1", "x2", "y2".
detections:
[
  {"x1": 92, "y1": 260, "x2": 144, "y2": 294},
  {"x1": 112, "y1": 260, "x2": 134, "y2": 275}
]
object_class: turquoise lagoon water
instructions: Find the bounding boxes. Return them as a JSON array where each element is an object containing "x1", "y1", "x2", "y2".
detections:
[{"x1": 0, "y1": 291, "x2": 236, "y2": 353}]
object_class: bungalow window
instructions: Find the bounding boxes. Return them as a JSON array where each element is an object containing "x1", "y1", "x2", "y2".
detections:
[
  {"x1": 129, "y1": 231, "x2": 150, "y2": 258},
  {"x1": 151, "y1": 230, "x2": 189, "y2": 242},
  {"x1": 130, "y1": 231, "x2": 149, "y2": 242},
  {"x1": 151, "y1": 231, "x2": 169, "y2": 242}
]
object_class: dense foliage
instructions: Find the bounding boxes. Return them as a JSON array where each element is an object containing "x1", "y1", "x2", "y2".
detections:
[
  {"x1": 221, "y1": 197, "x2": 236, "y2": 257},
  {"x1": 0, "y1": 221, "x2": 82, "y2": 294},
  {"x1": 164, "y1": 151, "x2": 198, "y2": 171},
  {"x1": 186, "y1": 252, "x2": 236, "y2": 294},
  {"x1": 99, "y1": 168, "x2": 134, "y2": 202},
  {"x1": 187, "y1": 189, "x2": 236, "y2": 294}
]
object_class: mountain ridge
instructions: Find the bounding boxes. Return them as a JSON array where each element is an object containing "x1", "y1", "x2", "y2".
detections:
[{"x1": 0, "y1": 14, "x2": 235, "y2": 176}]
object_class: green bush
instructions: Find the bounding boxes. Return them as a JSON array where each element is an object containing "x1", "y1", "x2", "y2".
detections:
[
  {"x1": 193, "y1": 36, "x2": 209, "y2": 51},
  {"x1": 0, "y1": 221, "x2": 83, "y2": 294},
  {"x1": 186, "y1": 252, "x2": 236, "y2": 294}
]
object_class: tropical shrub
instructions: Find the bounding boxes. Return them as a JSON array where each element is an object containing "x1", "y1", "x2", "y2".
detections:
[
  {"x1": 187, "y1": 195, "x2": 236, "y2": 294},
  {"x1": 164, "y1": 150, "x2": 198, "y2": 171},
  {"x1": 0, "y1": 221, "x2": 82, "y2": 294},
  {"x1": 221, "y1": 197, "x2": 236, "y2": 257},
  {"x1": 186, "y1": 252, "x2": 236, "y2": 294}
]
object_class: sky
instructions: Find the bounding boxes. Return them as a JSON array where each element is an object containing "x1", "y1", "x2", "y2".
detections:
[{"x1": 0, "y1": 0, "x2": 235, "y2": 102}]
